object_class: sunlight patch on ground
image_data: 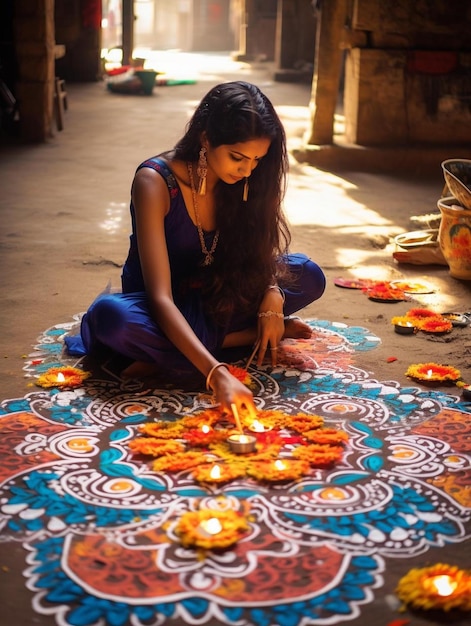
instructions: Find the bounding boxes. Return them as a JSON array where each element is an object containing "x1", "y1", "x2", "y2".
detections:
[
  {"x1": 285, "y1": 166, "x2": 393, "y2": 230},
  {"x1": 138, "y1": 49, "x2": 248, "y2": 81},
  {"x1": 99, "y1": 202, "x2": 127, "y2": 235}
]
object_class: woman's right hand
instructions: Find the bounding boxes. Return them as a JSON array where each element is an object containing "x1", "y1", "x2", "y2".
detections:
[{"x1": 209, "y1": 365, "x2": 257, "y2": 421}]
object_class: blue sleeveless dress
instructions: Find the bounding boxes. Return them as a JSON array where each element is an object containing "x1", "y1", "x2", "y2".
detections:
[{"x1": 69, "y1": 157, "x2": 326, "y2": 373}]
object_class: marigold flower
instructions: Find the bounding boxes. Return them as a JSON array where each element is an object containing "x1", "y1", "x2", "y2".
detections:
[
  {"x1": 396, "y1": 563, "x2": 471, "y2": 612},
  {"x1": 36, "y1": 366, "x2": 91, "y2": 389},
  {"x1": 128, "y1": 438, "x2": 184, "y2": 457},
  {"x1": 419, "y1": 317, "x2": 453, "y2": 333},
  {"x1": 303, "y1": 428, "x2": 349, "y2": 445},
  {"x1": 246, "y1": 459, "x2": 310, "y2": 482},
  {"x1": 139, "y1": 422, "x2": 184, "y2": 438},
  {"x1": 152, "y1": 451, "x2": 207, "y2": 472},
  {"x1": 293, "y1": 444, "x2": 344, "y2": 466},
  {"x1": 405, "y1": 362, "x2": 461, "y2": 382},
  {"x1": 175, "y1": 508, "x2": 250, "y2": 550}
]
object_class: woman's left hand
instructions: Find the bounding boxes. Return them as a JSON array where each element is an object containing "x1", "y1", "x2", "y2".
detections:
[{"x1": 256, "y1": 288, "x2": 285, "y2": 366}]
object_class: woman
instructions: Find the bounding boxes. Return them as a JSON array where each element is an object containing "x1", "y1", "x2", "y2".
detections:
[{"x1": 71, "y1": 81, "x2": 325, "y2": 418}]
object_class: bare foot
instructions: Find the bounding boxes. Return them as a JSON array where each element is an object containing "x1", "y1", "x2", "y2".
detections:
[
  {"x1": 283, "y1": 316, "x2": 312, "y2": 339},
  {"x1": 121, "y1": 361, "x2": 160, "y2": 379}
]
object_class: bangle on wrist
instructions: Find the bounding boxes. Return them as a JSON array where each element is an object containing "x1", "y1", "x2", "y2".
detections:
[
  {"x1": 206, "y1": 362, "x2": 229, "y2": 391},
  {"x1": 266, "y1": 284, "x2": 285, "y2": 303},
  {"x1": 258, "y1": 310, "x2": 284, "y2": 319}
]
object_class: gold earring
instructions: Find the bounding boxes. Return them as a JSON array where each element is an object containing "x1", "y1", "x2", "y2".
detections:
[
  {"x1": 197, "y1": 147, "x2": 207, "y2": 195},
  {"x1": 243, "y1": 177, "x2": 249, "y2": 202}
]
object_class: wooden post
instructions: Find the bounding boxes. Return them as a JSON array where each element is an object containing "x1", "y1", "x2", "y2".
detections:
[
  {"x1": 14, "y1": 0, "x2": 55, "y2": 142},
  {"x1": 305, "y1": 0, "x2": 347, "y2": 145},
  {"x1": 122, "y1": 0, "x2": 134, "y2": 66}
]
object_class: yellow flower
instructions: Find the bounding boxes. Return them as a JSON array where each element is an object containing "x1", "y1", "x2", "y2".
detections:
[
  {"x1": 128, "y1": 438, "x2": 184, "y2": 457},
  {"x1": 175, "y1": 508, "x2": 250, "y2": 550},
  {"x1": 139, "y1": 422, "x2": 184, "y2": 438},
  {"x1": 405, "y1": 363, "x2": 461, "y2": 382},
  {"x1": 36, "y1": 366, "x2": 91, "y2": 389},
  {"x1": 396, "y1": 564, "x2": 471, "y2": 612},
  {"x1": 152, "y1": 451, "x2": 207, "y2": 472}
]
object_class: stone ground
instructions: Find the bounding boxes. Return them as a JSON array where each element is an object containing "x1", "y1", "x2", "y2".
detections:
[{"x1": 0, "y1": 51, "x2": 470, "y2": 626}]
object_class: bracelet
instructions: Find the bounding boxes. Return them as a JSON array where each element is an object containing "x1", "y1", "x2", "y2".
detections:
[
  {"x1": 206, "y1": 362, "x2": 229, "y2": 391},
  {"x1": 258, "y1": 310, "x2": 284, "y2": 319},
  {"x1": 266, "y1": 284, "x2": 286, "y2": 303}
]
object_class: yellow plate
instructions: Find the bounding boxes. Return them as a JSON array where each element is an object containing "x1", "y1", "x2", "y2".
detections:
[{"x1": 390, "y1": 280, "x2": 436, "y2": 294}]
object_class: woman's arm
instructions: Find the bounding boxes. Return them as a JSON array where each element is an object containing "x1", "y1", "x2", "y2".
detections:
[
  {"x1": 256, "y1": 285, "x2": 285, "y2": 366},
  {"x1": 132, "y1": 167, "x2": 256, "y2": 418}
]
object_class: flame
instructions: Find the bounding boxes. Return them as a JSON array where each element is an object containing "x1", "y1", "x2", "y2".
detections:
[
  {"x1": 428, "y1": 575, "x2": 458, "y2": 597},
  {"x1": 427, "y1": 369, "x2": 433, "y2": 378},
  {"x1": 201, "y1": 424, "x2": 210, "y2": 434},
  {"x1": 274, "y1": 460, "x2": 286, "y2": 470},
  {"x1": 57, "y1": 372, "x2": 66, "y2": 382},
  {"x1": 199, "y1": 517, "x2": 223, "y2": 535},
  {"x1": 250, "y1": 420, "x2": 265, "y2": 432},
  {"x1": 424, "y1": 574, "x2": 458, "y2": 597},
  {"x1": 209, "y1": 464, "x2": 221, "y2": 479}
]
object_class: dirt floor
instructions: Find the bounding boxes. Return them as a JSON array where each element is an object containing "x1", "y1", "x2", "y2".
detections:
[
  {"x1": 1, "y1": 51, "x2": 470, "y2": 400},
  {"x1": 0, "y1": 53, "x2": 470, "y2": 626}
]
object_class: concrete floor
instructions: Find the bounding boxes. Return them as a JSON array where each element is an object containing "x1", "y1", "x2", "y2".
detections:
[{"x1": 0, "y1": 51, "x2": 470, "y2": 626}]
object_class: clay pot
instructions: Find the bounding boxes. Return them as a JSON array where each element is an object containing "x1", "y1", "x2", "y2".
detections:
[
  {"x1": 437, "y1": 196, "x2": 471, "y2": 280},
  {"x1": 441, "y1": 159, "x2": 471, "y2": 210}
]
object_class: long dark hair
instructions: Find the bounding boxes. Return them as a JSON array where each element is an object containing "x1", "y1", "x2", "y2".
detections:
[{"x1": 173, "y1": 81, "x2": 291, "y2": 320}]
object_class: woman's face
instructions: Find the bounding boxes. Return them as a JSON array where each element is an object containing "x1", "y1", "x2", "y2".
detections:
[{"x1": 206, "y1": 137, "x2": 271, "y2": 185}]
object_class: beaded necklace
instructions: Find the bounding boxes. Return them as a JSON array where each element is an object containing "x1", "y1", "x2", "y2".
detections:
[{"x1": 187, "y1": 162, "x2": 219, "y2": 266}]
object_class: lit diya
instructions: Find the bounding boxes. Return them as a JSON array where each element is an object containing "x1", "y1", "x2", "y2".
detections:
[
  {"x1": 192, "y1": 463, "x2": 245, "y2": 484},
  {"x1": 175, "y1": 508, "x2": 250, "y2": 550},
  {"x1": 392, "y1": 309, "x2": 452, "y2": 334},
  {"x1": 460, "y1": 384, "x2": 471, "y2": 401},
  {"x1": 394, "y1": 321, "x2": 415, "y2": 335},
  {"x1": 405, "y1": 362, "x2": 461, "y2": 383},
  {"x1": 441, "y1": 312, "x2": 470, "y2": 327},
  {"x1": 227, "y1": 433, "x2": 257, "y2": 454},
  {"x1": 396, "y1": 563, "x2": 471, "y2": 612},
  {"x1": 36, "y1": 366, "x2": 91, "y2": 389},
  {"x1": 183, "y1": 424, "x2": 227, "y2": 447},
  {"x1": 246, "y1": 458, "x2": 310, "y2": 482},
  {"x1": 248, "y1": 419, "x2": 273, "y2": 433}
]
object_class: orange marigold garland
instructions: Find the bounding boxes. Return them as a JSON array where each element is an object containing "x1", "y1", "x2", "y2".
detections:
[
  {"x1": 241, "y1": 410, "x2": 325, "y2": 433},
  {"x1": 182, "y1": 427, "x2": 229, "y2": 447},
  {"x1": 246, "y1": 459, "x2": 310, "y2": 482},
  {"x1": 36, "y1": 366, "x2": 91, "y2": 389},
  {"x1": 128, "y1": 407, "x2": 349, "y2": 484},
  {"x1": 152, "y1": 451, "x2": 208, "y2": 472},
  {"x1": 192, "y1": 463, "x2": 246, "y2": 484},
  {"x1": 282, "y1": 413, "x2": 325, "y2": 433},
  {"x1": 175, "y1": 508, "x2": 250, "y2": 550},
  {"x1": 405, "y1": 362, "x2": 461, "y2": 383},
  {"x1": 293, "y1": 444, "x2": 345, "y2": 467},
  {"x1": 396, "y1": 563, "x2": 471, "y2": 612},
  {"x1": 180, "y1": 409, "x2": 221, "y2": 429},
  {"x1": 303, "y1": 428, "x2": 349, "y2": 445},
  {"x1": 128, "y1": 438, "x2": 184, "y2": 457},
  {"x1": 227, "y1": 364, "x2": 254, "y2": 388},
  {"x1": 138, "y1": 422, "x2": 185, "y2": 438}
]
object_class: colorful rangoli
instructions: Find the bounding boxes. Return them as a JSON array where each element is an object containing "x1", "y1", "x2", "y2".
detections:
[{"x1": 0, "y1": 317, "x2": 470, "y2": 626}]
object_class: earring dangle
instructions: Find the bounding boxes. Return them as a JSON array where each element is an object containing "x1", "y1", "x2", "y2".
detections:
[
  {"x1": 197, "y1": 147, "x2": 207, "y2": 196},
  {"x1": 243, "y1": 177, "x2": 249, "y2": 202}
]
